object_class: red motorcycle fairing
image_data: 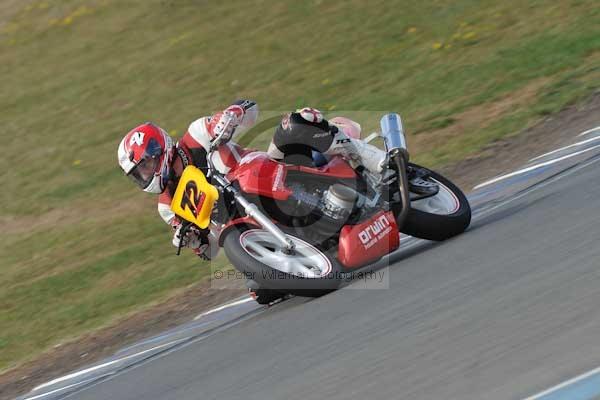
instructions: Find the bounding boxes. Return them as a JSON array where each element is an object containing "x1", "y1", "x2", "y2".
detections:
[
  {"x1": 217, "y1": 216, "x2": 261, "y2": 246},
  {"x1": 227, "y1": 152, "x2": 358, "y2": 200},
  {"x1": 293, "y1": 157, "x2": 358, "y2": 180},
  {"x1": 226, "y1": 153, "x2": 293, "y2": 200},
  {"x1": 338, "y1": 211, "x2": 400, "y2": 269}
]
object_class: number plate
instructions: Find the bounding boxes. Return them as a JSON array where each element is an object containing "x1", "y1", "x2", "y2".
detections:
[{"x1": 170, "y1": 166, "x2": 219, "y2": 229}]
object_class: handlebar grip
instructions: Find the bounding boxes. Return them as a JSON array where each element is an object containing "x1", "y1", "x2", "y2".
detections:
[{"x1": 175, "y1": 221, "x2": 193, "y2": 256}]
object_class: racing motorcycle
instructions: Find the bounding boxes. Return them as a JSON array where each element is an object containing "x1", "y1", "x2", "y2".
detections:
[{"x1": 170, "y1": 114, "x2": 471, "y2": 303}]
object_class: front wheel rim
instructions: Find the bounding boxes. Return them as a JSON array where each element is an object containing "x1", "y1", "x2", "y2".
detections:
[
  {"x1": 239, "y1": 230, "x2": 332, "y2": 278},
  {"x1": 410, "y1": 178, "x2": 461, "y2": 215}
]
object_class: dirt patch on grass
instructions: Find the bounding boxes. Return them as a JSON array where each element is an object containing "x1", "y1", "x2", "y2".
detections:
[
  {"x1": 442, "y1": 90, "x2": 600, "y2": 189},
  {"x1": 411, "y1": 77, "x2": 551, "y2": 154},
  {"x1": 0, "y1": 196, "x2": 151, "y2": 236},
  {"x1": 0, "y1": 0, "x2": 30, "y2": 27},
  {"x1": 1, "y1": 92, "x2": 599, "y2": 400}
]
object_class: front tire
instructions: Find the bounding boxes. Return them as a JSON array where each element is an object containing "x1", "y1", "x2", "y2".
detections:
[
  {"x1": 223, "y1": 226, "x2": 344, "y2": 297},
  {"x1": 400, "y1": 163, "x2": 471, "y2": 241}
]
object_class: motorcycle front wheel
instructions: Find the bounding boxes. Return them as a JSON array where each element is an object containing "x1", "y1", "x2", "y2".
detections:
[{"x1": 223, "y1": 226, "x2": 344, "y2": 297}]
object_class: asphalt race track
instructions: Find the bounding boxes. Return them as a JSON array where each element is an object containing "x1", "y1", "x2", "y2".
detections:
[{"x1": 21, "y1": 130, "x2": 600, "y2": 400}]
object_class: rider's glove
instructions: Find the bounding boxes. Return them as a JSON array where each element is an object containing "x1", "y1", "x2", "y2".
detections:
[
  {"x1": 193, "y1": 244, "x2": 211, "y2": 261},
  {"x1": 212, "y1": 105, "x2": 244, "y2": 145},
  {"x1": 172, "y1": 225, "x2": 211, "y2": 260}
]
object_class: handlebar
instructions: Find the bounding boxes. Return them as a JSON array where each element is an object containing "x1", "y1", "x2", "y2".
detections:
[{"x1": 175, "y1": 221, "x2": 193, "y2": 256}]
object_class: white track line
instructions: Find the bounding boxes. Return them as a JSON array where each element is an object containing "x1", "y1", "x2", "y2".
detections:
[
  {"x1": 194, "y1": 297, "x2": 255, "y2": 320},
  {"x1": 59, "y1": 307, "x2": 266, "y2": 400},
  {"x1": 473, "y1": 143, "x2": 600, "y2": 190},
  {"x1": 32, "y1": 338, "x2": 187, "y2": 392},
  {"x1": 473, "y1": 155, "x2": 600, "y2": 221},
  {"x1": 25, "y1": 377, "x2": 98, "y2": 400},
  {"x1": 523, "y1": 365, "x2": 600, "y2": 399},
  {"x1": 529, "y1": 135, "x2": 600, "y2": 162},
  {"x1": 577, "y1": 126, "x2": 600, "y2": 137},
  {"x1": 29, "y1": 293, "x2": 255, "y2": 396}
]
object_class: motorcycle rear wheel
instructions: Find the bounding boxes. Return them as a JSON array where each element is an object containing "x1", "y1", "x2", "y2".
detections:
[{"x1": 400, "y1": 163, "x2": 471, "y2": 241}]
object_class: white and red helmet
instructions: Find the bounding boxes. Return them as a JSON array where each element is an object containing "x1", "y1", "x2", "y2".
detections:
[{"x1": 117, "y1": 123, "x2": 174, "y2": 194}]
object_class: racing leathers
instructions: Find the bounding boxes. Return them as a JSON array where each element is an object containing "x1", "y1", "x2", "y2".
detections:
[{"x1": 157, "y1": 100, "x2": 258, "y2": 258}]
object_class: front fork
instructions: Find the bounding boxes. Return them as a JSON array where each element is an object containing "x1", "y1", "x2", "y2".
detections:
[
  {"x1": 380, "y1": 113, "x2": 411, "y2": 229},
  {"x1": 392, "y1": 152, "x2": 411, "y2": 229},
  {"x1": 211, "y1": 174, "x2": 296, "y2": 253}
]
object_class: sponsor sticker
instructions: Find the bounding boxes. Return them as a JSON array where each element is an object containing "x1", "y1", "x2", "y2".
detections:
[{"x1": 358, "y1": 213, "x2": 393, "y2": 249}]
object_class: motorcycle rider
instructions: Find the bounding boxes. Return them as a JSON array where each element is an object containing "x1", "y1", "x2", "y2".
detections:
[
  {"x1": 117, "y1": 101, "x2": 389, "y2": 260},
  {"x1": 117, "y1": 100, "x2": 259, "y2": 259}
]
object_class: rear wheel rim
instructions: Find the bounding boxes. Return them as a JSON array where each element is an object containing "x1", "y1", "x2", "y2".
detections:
[
  {"x1": 239, "y1": 230, "x2": 332, "y2": 278},
  {"x1": 410, "y1": 178, "x2": 460, "y2": 215}
]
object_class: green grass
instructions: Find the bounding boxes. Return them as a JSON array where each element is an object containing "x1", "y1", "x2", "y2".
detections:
[{"x1": 1, "y1": 0, "x2": 598, "y2": 371}]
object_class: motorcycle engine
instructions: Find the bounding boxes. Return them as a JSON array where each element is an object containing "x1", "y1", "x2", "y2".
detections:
[
  {"x1": 283, "y1": 181, "x2": 366, "y2": 240},
  {"x1": 288, "y1": 182, "x2": 359, "y2": 220},
  {"x1": 322, "y1": 184, "x2": 358, "y2": 220}
]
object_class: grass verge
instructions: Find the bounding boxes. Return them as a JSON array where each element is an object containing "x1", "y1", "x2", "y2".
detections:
[{"x1": 0, "y1": 0, "x2": 598, "y2": 372}]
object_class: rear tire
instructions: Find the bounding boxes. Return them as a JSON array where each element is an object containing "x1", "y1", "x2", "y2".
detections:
[
  {"x1": 223, "y1": 226, "x2": 343, "y2": 297},
  {"x1": 400, "y1": 164, "x2": 471, "y2": 241}
]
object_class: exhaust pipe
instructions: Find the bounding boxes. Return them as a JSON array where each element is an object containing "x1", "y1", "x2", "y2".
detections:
[
  {"x1": 380, "y1": 113, "x2": 411, "y2": 229},
  {"x1": 380, "y1": 113, "x2": 409, "y2": 159}
]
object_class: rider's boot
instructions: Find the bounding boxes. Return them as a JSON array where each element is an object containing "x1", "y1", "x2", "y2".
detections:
[
  {"x1": 246, "y1": 280, "x2": 285, "y2": 305},
  {"x1": 406, "y1": 165, "x2": 439, "y2": 196}
]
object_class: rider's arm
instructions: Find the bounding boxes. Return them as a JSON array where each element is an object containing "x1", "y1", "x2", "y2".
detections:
[
  {"x1": 228, "y1": 99, "x2": 259, "y2": 139},
  {"x1": 205, "y1": 99, "x2": 259, "y2": 144},
  {"x1": 183, "y1": 100, "x2": 258, "y2": 174},
  {"x1": 158, "y1": 191, "x2": 178, "y2": 226},
  {"x1": 183, "y1": 99, "x2": 259, "y2": 149}
]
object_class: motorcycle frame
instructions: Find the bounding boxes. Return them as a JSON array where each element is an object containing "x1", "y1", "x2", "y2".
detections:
[
  {"x1": 207, "y1": 147, "x2": 296, "y2": 253},
  {"x1": 205, "y1": 114, "x2": 412, "y2": 254}
]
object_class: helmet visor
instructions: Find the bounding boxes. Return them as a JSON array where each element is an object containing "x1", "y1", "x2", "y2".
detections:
[
  {"x1": 126, "y1": 138, "x2": 163, "y2": 189},
  {"x1": 128, "y1": 157, "x2": 160, "y2": 189}
]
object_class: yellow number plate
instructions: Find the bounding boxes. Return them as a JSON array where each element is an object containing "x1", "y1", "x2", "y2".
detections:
[{"x1": 170, "y1": 166, "x2": 219, "y2": 229}]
